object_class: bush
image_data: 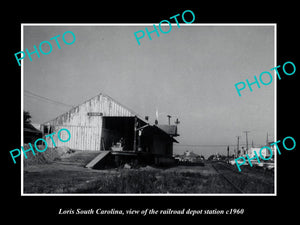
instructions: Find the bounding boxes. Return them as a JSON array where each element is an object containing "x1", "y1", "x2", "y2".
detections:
[{"x1": 24, "y1": 145, "x2": 61, "y2": 167}]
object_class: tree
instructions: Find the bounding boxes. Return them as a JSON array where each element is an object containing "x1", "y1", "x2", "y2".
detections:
[
  {"x1": 23, "y1": 111, "x2": 42, "y2": 143},
  {"x1": 24, "y1": 111, "x2": 31, "y2": 124}
]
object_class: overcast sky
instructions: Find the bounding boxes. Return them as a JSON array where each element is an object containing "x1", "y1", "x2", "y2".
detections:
[{"x1": 23, "y1": 24, "x2": 275, "y2": 156}]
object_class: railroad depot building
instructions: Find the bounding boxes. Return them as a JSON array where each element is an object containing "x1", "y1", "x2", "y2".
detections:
[{"x1": 41, "y1": 93, "x2": 179, "y2": 167}]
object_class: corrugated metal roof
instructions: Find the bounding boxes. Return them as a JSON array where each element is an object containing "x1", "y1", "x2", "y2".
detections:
[
  {"x1": 157, "y1": 125, "x2": 178, "y2": 136},
  {"x1": 151, "y1": 125, "x2": 179, "y2": 143}
]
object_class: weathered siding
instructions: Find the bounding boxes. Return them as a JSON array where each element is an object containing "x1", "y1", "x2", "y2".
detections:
[
  {"x1": 43, "y1": 93, "x2": 137, "y2": 151},
  {"x1": 45, "y1": 125, "x2": 102, "y2": 151}
]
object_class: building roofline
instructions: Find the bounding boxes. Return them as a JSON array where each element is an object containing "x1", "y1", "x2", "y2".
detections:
[
  {"x1": 41, "y1": 92, "x2": 177, "y2": 142},
  {"x1": 43, "y1": 92, "x2": 148, "y2": 125}
]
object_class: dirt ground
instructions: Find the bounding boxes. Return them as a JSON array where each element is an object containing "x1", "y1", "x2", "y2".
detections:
[
  {"x1": 24, "y1": 160, "x2": 219, "y2": 193},
  {"x1": 23, "y1": 149, "x2": 274, "y2": 194}
]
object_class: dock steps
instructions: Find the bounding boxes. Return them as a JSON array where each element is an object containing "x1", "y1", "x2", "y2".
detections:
[{"x1": 85, "y1": 151, "x2": 110, "y2": 168}]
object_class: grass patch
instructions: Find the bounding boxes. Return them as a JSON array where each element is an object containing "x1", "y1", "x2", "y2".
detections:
[
  {"x1": 71, "y1": 170, "x2": 237, "y2": 193},
  {"x1": 24, "y1": 162, "x2": 274, "y2": 194}
]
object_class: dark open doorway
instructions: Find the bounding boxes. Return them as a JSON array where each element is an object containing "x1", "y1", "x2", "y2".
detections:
[{"x1": 101, "y1": 117, "x2": 135, "y2": 151}]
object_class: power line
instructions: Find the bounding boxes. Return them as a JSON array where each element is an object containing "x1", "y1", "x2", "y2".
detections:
[
  {"x1": 175, "y1": 144, "x2": 239, "y2": 147},
  {"x1": 174, "y1": 143, "x2": 261, "y2": 147},
  {"x1": 25, "y1": 94, "x2": 71, "y2": 108},
  {"x1": 24, "y1": 92, "x2": 73, "y2": 108},
  {"x1": 243, "y1": 130, "x2": 250, "y2": 154},
  {"x1": 24, "y1": 90, "x2": 74, "y2": 108}
]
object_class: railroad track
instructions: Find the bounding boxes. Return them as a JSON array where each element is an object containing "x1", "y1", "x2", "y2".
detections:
[
  {"x1": 216, "y1": 161, "x2": 243, "y2": 174},
  {"x1": 211, "y1": 162, "x2": 244, "y2": 193},
  {"x1": 216, "y1": 161, "x2": 274, "y2": 185}
]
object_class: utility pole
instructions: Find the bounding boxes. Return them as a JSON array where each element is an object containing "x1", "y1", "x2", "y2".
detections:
[
  {"x1": 236, "y1": 136, "x2": 241, "y2": 157},
  {"x1": 175, "y1": 118, "x2": 180, "y2": 135},
  {"x1": 227, "y1": 146, "x2": 230, "y2": 163},
  {"x1": 243, "y1": 131, "x2": 250, "y2": 155}
]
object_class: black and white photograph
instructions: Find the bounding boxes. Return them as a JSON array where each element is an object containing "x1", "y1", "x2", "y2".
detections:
[
  {"x1": 4, "y1": 5, "x2": 298, "y2": 221},
  {"x1": 22, "y1": 24, "x2": 275, "y2": 195}
]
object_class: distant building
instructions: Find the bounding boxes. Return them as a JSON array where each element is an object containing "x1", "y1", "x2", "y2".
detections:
[
  {"x1": 24, "y1": 123, "x2": 42, "y2": 144},
  {"x1": 248, "y1": 148, "x2": 262, "y2": 158},
  {"x1": 248, "y1": 146, "x2": 274, "y2": 159},
  {"x1": 175, "y1": 150, "x2": 204, "y2": 162}
]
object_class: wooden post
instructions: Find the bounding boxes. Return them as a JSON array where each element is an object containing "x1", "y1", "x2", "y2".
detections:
[
  {"x1": 167, "y1": 115, "x2": 171, "y2": 125},
  {"x1": 137, "y1": 130, "x2": 141, "y2": 151},
  {"x1": 133, "y1": 116, "x2": 137, "y2": 152}
]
